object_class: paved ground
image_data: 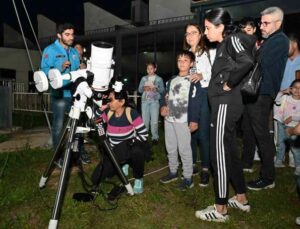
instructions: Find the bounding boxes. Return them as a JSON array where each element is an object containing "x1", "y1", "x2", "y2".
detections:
[{"x1": 0, "y1": 127, "x2": 51, "y2": 152}]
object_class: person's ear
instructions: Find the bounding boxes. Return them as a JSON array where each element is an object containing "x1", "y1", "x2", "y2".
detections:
[
  {"x1": 121, "y1": 99, "x2": 126, "y2": 106},
  {"x1": 57, "y1": 33, "x2": 62, "y2": 39},
  {"x1": 218, "y1": 24, "x2": 225, "y2": 33}
]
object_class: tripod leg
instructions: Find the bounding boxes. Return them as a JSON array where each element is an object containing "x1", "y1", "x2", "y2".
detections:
[
  {"x1": 39, "y1": 118, "x2": 72, "y2": 189},
  {"x1": 48, "y1": 118, "x2": 78, "y2": 229},
  {"x1": 102, "y1": 139, "x2": 134, "y2": 196}
]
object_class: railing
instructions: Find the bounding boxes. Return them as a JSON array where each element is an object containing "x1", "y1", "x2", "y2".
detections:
[
  {"x1": 1, "y1": 81, "x2": 25, "y2": 92},
  {"x1": 13, "y1": 92, "x2": 51, "y2": 112},
  {"x1": 13, "y1": 91, "x2": 140, "y2": 113}
]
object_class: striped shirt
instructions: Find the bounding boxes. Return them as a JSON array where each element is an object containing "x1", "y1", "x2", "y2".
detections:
[{"x1": 102, "y1": 108, "x2": 148, "y2": 146}]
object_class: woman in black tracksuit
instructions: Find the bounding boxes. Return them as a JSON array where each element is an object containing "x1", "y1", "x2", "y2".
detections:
[{"x1": 195, "y1": 8, "x2": 255, "y2": 222}]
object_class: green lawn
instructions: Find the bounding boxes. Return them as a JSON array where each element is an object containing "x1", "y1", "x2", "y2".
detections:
[{"x1": 0, "y1": 139, "x2": 298, "y2": 229}]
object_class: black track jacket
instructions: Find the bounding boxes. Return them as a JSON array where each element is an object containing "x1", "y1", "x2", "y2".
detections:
[{"x1": 208, "y1": 32, "x2": 255, "y2": 98}]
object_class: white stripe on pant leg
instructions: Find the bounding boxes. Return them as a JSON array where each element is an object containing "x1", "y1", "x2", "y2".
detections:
[
  {"x1": 216, "y1": 105, "x2": 221, "y2": 198},
  {"x1": 216, "y1": 104, "x2": 227, "y2": 199},
  {"x1": 220, "y1": 105, "x2": 227, "y2": 198},
  {"x1": 216, "y1": 105, "x2": 224, "y2": 198},
  {"x1": 219, "y1": 104, "x2": 226, "y2": 198}
]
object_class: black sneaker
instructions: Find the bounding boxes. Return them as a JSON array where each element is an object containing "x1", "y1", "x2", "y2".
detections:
[
  {"x1": 160, "y1": 172, "x2": 178, "y2": 184},
  {"x1": 247, "y1": 178, "x2": 275, "y2": 191},
  {"x1": 199, "y1": 171, "x2": 209, "y2": 187},
  {"x1": 107, "y1": 185, "x2": 126, "y2": 201},
  {"x1": 177, "y1": 178, "x2": 194, "y2": 191},
  {"x1": 80, "y1": 151, "x2": 91, "y2": 164},
  {"x1": 152, "y1": 139, "x2": 159, "y2": 145}
]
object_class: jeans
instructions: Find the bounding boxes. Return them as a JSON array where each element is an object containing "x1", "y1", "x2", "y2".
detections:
[
  {"x1": 51, "y1": 96, "x2": 72, "y2": 149},
  {"x1": 191, "y1": 88, "x2": 210, "y2": 169},
  {"x1": 276, "y1": 121, "x2": 300, "y2": 167},
  {"x1": 141, "y1": 100, "x2": 160, "y2": 140}
]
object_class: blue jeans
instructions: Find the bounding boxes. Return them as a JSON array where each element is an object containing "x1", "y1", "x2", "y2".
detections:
[
  {"x1": 141, "y1": 100, "x2": 160, "y2": 140},
  {"x1": 191, "y1": 88, "x2": 210, "y2": 169},
  {"x1": 51, "y1": 96, "x2": 72, "y2": 149},
  {"x1": 276, "y1": 121, "x2": 300, "y2": 167}
]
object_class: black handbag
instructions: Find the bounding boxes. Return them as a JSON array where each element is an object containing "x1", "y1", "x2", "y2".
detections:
[{"x1": 240, "y1": 61, "x2": 262, "y2": 96}]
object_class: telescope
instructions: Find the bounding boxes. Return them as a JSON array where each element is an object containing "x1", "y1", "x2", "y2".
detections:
[
  {"x1": 34, "y1": 41, "x2": 115, "y2": 94},
  {"x1": 34, "y1": 42, "x2": 133, "y2": 229}
]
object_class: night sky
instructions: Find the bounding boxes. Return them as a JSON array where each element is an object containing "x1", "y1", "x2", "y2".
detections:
[{"x1": 2, "y1": 0, "x2": 133, "y2": 42}]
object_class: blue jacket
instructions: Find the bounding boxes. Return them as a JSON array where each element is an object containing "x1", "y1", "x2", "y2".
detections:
[
  {"x1": 163, "y1": 75, "x2": 202, "y2": 123},
  {"x1": 41, "y1": 39, "x2": 80, "y2": 98},
  {"x1": 138, "y1": 75, "x2": 165, "y2": 105}
]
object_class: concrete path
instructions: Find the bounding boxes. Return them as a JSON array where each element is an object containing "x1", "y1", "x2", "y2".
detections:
[{"x1": 0, "y1": 127, "x2": 51, "y2": 152}]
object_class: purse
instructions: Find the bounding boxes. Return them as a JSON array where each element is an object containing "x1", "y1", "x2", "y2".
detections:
[{"x1": 240, "y1": 61, "x2": 262, "y2": 96}]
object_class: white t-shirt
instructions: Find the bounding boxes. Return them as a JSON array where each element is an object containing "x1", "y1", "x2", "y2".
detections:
[
  {"x1": 166, "y1": 76, "x2": 191, "y2": 123},
  {"x1": 192, "y1": 49, "x2": 216, "y2": 88}
]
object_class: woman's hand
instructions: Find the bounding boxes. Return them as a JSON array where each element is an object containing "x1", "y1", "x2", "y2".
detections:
[
  {"x1": 286, "y1": 122, "x2": 300, "y2": 136},
  {"x1": 189, "y1": 122, "x2": 198, "y2": 132},
  {"x1": 160, "y1": 106, "x2": 169, "y2": 117},
  {"x1": 190, "y1": 73, "x2": 203, "y2": 83},
  {"x1": 223, "y1": 82, "x2": 232, "y2": 91},
  {"x1": 144, "y1": 86, "x2": 151, "y2": 91}
]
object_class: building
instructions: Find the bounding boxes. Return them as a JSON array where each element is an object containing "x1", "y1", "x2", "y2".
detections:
[{"x1": 1, "y1": 0, "x2": 300, "y2": 91}]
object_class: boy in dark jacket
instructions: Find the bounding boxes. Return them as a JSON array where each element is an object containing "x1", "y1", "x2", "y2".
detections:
[{"x1": 159, "y1": 50, "x2": 202, "y2": 191}]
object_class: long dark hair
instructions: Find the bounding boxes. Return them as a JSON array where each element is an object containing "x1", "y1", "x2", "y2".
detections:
[
  {"x1": 183, "y1": 23, "x2": 207, "y2": 55},
  {"x1": 204, "y1": 8, "x2": 238, "y2": 37}
]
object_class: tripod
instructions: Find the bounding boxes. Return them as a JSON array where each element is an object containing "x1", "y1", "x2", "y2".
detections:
[{"x1": 39, "y1": 82, "x2": 134, "y2": 229}]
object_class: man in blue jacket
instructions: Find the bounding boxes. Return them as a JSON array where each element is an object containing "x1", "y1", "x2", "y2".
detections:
[
  {"x1": 41, "y1": 23, "x2": 90, "y2": 166},
  {"x1": 246, "y1": 7, "x2": 289, "y2": 190}
]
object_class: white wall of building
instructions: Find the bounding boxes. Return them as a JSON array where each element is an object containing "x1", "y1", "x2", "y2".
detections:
[
  {"x1": 37, "y1": 14, "x2": 56, "y2": 39},
  {"x1": 84, "y1": 2, "x2": 129, "y2": 31},
  {"x1": 0, "y1": 48, "x2": 40, "y2": 91},
  {"x1": 3, "y1": 23, "x2": 35, "y2": 48},
  {"x1": 149, "y1": 0, "x2": 192, "y2": 21}
]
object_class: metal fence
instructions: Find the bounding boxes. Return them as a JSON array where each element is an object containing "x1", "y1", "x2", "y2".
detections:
[
  {"x1": 0, "y1": 81, "x2": 25, "y2": 92},
  {"x1": 13, "y1": 91, "x2": 140, "y2": 113}
]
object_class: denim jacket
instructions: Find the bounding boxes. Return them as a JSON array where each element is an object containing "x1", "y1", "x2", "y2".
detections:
[{"x1": 138, "y1": 75, "x2": 165, "y2": 104}]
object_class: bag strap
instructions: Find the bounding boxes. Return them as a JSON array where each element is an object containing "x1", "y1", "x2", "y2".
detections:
[
  {"x1": 125, "y1": 107, "x2": 132, "y2": 124},
  {"x1": 107, "y1": 107, "x2": 133, "y2": 124},
  {"x1": 206, "y1": 50, "x2": 212, "y2": 67}
]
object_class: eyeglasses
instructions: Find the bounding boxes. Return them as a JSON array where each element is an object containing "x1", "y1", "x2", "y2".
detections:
[
  {"x1": 185, "y1": 31, "x2": 199, "y2": 37},
  {"x1": 259, "y1": 20, "x2": 278, "y2": 27}
]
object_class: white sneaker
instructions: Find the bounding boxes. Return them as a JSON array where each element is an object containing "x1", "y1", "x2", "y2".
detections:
[
  {"x1": 243, "y1": 168, "x2": 254, "y2": 173},
  {"x1": 289, "y1": 151, "x2": 295, "y2": 167},
  {"x1": 228, "y1": 196, "x2": 251, "y2": 212},
  {"x1": 195, "y1": 205, "x2": 229, "y2": 222},
  {"x1": 294, "y1": 167, "x2": 300, "y2": 176},
  {"x1": 274, "y1": 162, "x2": 286, "y2": 168},
  {"x1": 296, "y1": 216, "x2": 300, "y2": 225}
]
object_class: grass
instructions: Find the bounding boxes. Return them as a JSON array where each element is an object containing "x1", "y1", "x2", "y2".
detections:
[
  {"x1": 0, "y1": 138, "x2": 299, "y2": 229},
  {"x1": 0, "y1": 134, "x2": 10, "y2": 143}
]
